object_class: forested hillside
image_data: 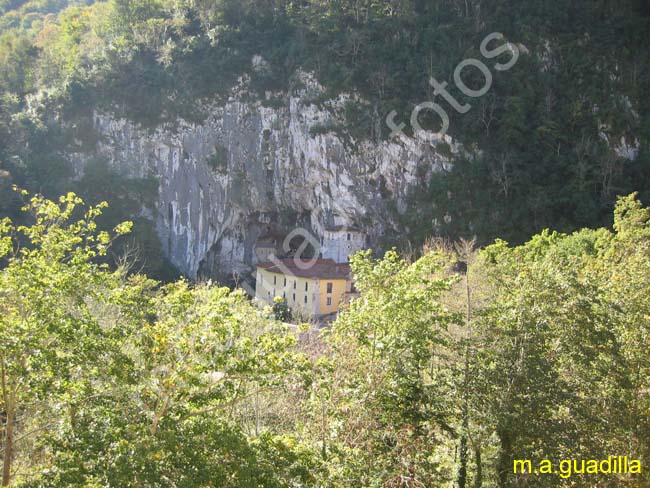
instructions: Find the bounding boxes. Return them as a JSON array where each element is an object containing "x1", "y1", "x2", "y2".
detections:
[{"x1": 0, "y1": 0, "x2": 649, "y2": 253}]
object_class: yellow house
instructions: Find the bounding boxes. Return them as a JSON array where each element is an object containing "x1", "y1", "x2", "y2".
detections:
[{"x1": 255, "y1": 258, "x2": 352, "y2": 319}]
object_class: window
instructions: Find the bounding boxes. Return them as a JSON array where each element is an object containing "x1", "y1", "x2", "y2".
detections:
[
  {"x1": 283, "y1": 292, "x2": 286, "y2": 298},
  {"x1": 305, "y1": 282, "x2": 308, "y2": 291},
  {"x1": 304, "y1": 295, "x2": 308, "y2": 304},
  {"x1": 326, "y1": 297, "x2": 332, "y2": 306},
  {"x1": 347, "y1": 233, "x2": 351, "y2": 241},
  {"x1": 274, "y1": 276, "x2": 277, "y2": 285},
  {"x1": 326, "y1": 282, "x2": 333, "y2": 294},
  {"x1": 283, "y1": 277, "x2": 286, "y2": 286},
  {"x1": 293, "y1": 293, "x2": 296, "y2": 302},
  {"x1": 293, "y1": 281, "x2": 296, "y2": 289}
]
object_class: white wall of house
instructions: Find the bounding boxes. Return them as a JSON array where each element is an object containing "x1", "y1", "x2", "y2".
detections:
[{"x1": 322, "y1": 230, "x2": 366, "y2": 263}]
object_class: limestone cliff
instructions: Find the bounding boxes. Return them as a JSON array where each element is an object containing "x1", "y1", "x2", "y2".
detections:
[{"x1": 66, "y1": 72, "x2": 452, "y2": 281}]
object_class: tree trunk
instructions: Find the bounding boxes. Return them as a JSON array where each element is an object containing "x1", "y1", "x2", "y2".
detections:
[
  {"x1": 458, "y1": 350, "x2": 470, "y2": 488},
  {"x1": 2, "y1": 401, "x2": 13, "y2": 487},
  {"x1": 1, "y1": 357, "x2": 13, "y2": 488},
  {"x1": 458, "y1": 252, "x2": 472, "y2": 488},
  {"x1": 497, "y1": 428, "x2": 512, "y2": 488},
  {"x1": 320, "y1": 394, "x2": 327, "y2": 460},
  {"x1": 473, "y1": 444, "x2": 483, "y2": 488},
  {"x1": 458, "y1": 426, "x2": 468, "y2": 488}
]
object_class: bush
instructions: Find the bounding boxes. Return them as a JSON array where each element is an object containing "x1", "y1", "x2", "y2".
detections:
[
  {"x1": 206, "y1": 144, "x2": 228, "y2": 173},
  {"x1": 272, "y1": 296, "x2": 291, "y2": 322}
]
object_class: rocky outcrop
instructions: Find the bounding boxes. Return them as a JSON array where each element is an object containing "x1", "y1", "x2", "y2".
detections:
[{"x1": 66, "y1": 71, "x2": 453, "y2": 281}]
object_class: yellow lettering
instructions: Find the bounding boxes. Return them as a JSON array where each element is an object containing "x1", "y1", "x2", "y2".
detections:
[
  {"x1": 539, "y1": 459, "x2": 552, "y2": 474},
  {"x1": 600, "y1": 457, "x2": 612, "y2": 474},
  {"x1": 559, "y1": 460, "x2": 572, "y2": 479},
  {"x1": 586, "y1": 460, "x2": 598, "y2": 474},
  {"x1": 513, "y1": 460, "x2": 532, "y2": 474}
]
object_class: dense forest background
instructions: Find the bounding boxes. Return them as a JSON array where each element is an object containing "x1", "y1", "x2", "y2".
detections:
[{"x1": 0, "y1": 0, "x2": 649, "y2": 268}]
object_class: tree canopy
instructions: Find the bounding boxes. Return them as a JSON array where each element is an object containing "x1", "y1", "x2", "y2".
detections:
[{"x1": 3, "y1": 190, "x2": 649, "y2": 487}]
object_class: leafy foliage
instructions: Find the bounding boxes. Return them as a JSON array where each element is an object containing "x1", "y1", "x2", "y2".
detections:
[
  {"x1": 0, "y1": 191, "x2": 313, "y2": 487},
  {"x1": 2, "y1": 191, "x2": 650, "y2": 487},
  {"x1": 304, "y1": 249, "x2": 462, "y2": 487}
]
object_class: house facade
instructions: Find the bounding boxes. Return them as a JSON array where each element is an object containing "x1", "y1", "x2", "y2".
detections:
[
  {"x1": 321, "y1": 225, "x2": 366, "y2": 264},
  {"x1": 255, "y1": 258, "x2": 352, "y2": 318},
  {"x1": 254, "y1": 224, "x2": 366, "y2": 320}
]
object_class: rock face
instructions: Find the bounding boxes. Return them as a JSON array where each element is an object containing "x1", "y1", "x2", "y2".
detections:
[{"x1": 66, "y1": 72, "x2": 452, "y2": 281}]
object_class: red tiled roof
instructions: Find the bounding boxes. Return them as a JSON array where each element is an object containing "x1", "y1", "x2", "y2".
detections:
[{"x1": 257, "y1": 258, "x2": 351, "y2": 279}]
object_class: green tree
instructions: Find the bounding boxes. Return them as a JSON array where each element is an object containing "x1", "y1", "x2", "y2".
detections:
[
  {"x1": 307, "y1": 249, "x2": 462, "y2": 487},
  {"x1": 25, "y1": 272, "x2": 313, "y2": 486},
  {"x1": 0, "y1": 190, "x2": 131, "y2": 486},
  {"x1": 474, "y1": 194, "x2": 650, "y2": 487}
]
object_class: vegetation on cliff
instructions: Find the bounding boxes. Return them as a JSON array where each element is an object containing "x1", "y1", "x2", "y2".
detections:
[{"x1": 0, "y1": 0, "x2": 648, "y2": 249}]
